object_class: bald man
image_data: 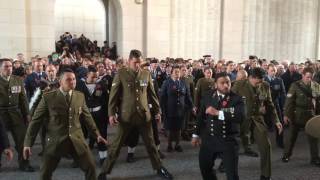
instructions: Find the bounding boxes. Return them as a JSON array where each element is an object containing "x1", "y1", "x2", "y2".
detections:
[{"x1": 236, "y1": 70, "x2": 248, "y2": 81}]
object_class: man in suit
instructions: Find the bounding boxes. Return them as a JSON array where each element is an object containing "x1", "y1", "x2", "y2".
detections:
[
  {"x1": 192, "y1": 72, "x2": 245, "y2": 180},
  {"x1": 0, "y1": 58, "x2": 34, "y2": 172},
  {"x1": 263, "y1": 64, "x2": 286, "y2": 148},
  {"x1": 24, "y1": 58, "x2": 47, "y2": 100},
  {"x1": 98, "y1": 50, "x2": 173, "y2": 180},
  {"x1": 23, "y1": 68, "x2": 107, "y2": 180},
  {"x1": 280, "y1": 63, "x2": 302, "y2": 93},
  {"x1": 232, "y1": 68, "x2": 283, "y2": 180}
]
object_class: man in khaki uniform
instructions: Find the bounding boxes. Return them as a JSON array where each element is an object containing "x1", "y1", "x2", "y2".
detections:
[
  {"x1": 232, "y1": 68, "x2": 282, "y2": 180},
  {"x1": 282, "y1": 67, "x2": 320, "y2": 166},
  {"x1": 98, "y1": 50, "x2": 173, "y2": 180},
  {"x1": 0, "y1": 58, "x2": 34, "y2": 172},
  {"x1": 181, "y1": 65, "x2": 195, "y2": 140},
  {"x1": 23, "y1": 69, "x2": 107, "y2": 180},
  {"x1": 194, "y1": 67, "x2": 215, "y2": 109}
]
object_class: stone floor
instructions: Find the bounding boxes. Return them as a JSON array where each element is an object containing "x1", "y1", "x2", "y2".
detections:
[{"x1": 0, "y1": 129, "x2": 320, "y2": 180}]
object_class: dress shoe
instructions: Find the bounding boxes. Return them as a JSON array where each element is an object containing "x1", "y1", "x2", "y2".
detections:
[
  {"x1": 167, "y1": 146, "x2": 173, "y2": 153},
  {"x1": 260, "y1": 175, "x2": 272, "y2": 180},
  {"x1": 218, "y1": 162, "x2": 225, "y2": 173},
  {"x1": 281, "y1": 155, "x2": 290, "y2": 163},
  {"x1": 126, "y1": 153, "x2": 135, "y2": 163},
  {"x1": 97, "y1": 173, "x2": 107, "y2": 180},
  {"x1": 19, "y1": 165, "x2": 35, "y2": 172},
  {"x1": 174, "y1": 145, "x2": 183, "y2": 152},
  {"x1": 38, "y1": 150, "x2": 44, "y2": 156},
  {"x1": 310, "y1": 158, "x2": 320, "y2": 167},
  {"x1": 158, "y1": 150, "x2": 166, "y2": 159},
  {"x1": 244, "y1": 149, "x2": 259, "y2": 157},
  {"x1": 157, "y1": 166, "x2": 173, "y2": 179}
]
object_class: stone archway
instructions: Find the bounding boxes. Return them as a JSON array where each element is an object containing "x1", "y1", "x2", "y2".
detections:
[
  {"x1": 53, "y1": 0, "x2": 123, "y2": 55},
  {"x1": 104, "y1": 0, "x2": 123, "y2": 56}
]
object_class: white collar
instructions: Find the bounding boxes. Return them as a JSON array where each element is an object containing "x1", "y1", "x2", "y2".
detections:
[{"x1": 217, "y1": 91, "x2": 225, "y2": 98}]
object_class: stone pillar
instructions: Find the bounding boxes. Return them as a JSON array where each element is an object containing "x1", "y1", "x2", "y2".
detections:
[
  {"x1": 221, "y1": 0, "x2": 245, "y2": 60},
  {"x1": 0, "y1": 0, "x2": 27, "y2": 58},
  {"x1": 26, "y1": 0, "x2": 55, "y2": 58}
]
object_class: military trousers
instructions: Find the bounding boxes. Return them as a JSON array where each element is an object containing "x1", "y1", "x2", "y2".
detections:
[
  {"x1": 40, "y1": 138, "x2": 96, "y2": 180},
  {"x1": 199, "y1": 135, "x2": 239, "y2": 180},
  {"x1": 0, "y1": 110, "x2": 30, "y2": 168},
  {"x1": 284, "y1": 124, "x2": 319, "y2": 159},
  {"x1": 240, "y1": 117, "x2": 254, "y2": 151},
  {"x1": 100, "y1": 115, "x2": 162, "y2": 174},
  {"x1": 251, "y1": 117, "x2": 272, "y2": 177},
  {"x1": 126, "y1": 117, "x2": 161, "y2": 148}
]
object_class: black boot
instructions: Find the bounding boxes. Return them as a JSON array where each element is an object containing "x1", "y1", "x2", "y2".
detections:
[
  {"x1": 281, "y1": 154, "x2": 290, "y2": 163},
  {"x1": 126, "y1": 153, "x2": 135, "y2": 163},
  {"x1": 218, "y1": 161, "x2": 225, "y2": 173},
  {"x1": 97, "y1": 173, "x2": 107, "y2": 180},
  {"x1": 174, "y1": 145, "x2": 183, "y2": 152},
  {"x1": 19, "y1": 164, "x2": 35, "y2": 172},
  {"x1": 311, "y1": 158, "x2": 320, "y2": 167},
  {"x1": 244, "y1": 148, "x2": 259, "y2": 157},
  {"x1": 157, "y1": 166, "x2": 173, "y2": 179},
  {"x1": 260, "y1": 175, "x2": 272, "y2": 180}
]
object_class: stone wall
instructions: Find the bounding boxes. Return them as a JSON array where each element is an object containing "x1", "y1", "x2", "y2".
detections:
[{"x1": 0, "y1": 0, "x2": 320, "y2": 62}]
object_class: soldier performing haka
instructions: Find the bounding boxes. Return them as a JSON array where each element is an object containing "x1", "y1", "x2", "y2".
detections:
[
  {"x1": 0, "y1": 58, "x2": 34, "y2": 172},
  {"x1": 282, "y1": 67, "x2": 320, "y2": 166},
  {"x1": 192, "y1": 72, "x2": 245, "y2": 180},
  {"x1": 23, "y1": 69, "x2": 107, "y2": 180},
  {"x1": 76, "y1": 65, "x2": 110, "y2": 165},
  {"x1": 232, "y1": 68, "x2": 283, "y2": 180},
  {"x1": 125, "y1": 61, "x2": 165, "y2": 163},
  {"x1": 98, "y1": 50, "x2": 173, "y2": 180}
]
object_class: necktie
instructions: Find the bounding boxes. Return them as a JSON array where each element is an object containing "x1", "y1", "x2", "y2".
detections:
[{"x1": 65, "y1": 93, "x2": 71, "y2": 105}]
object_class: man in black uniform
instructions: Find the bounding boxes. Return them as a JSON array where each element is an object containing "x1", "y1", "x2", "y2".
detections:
[
  {"x1": 76, "y1": 65, "x2": 110, "y2": 164},
  {"x1": 192, "y1": 72, "x2": 246, "y2": 180}
]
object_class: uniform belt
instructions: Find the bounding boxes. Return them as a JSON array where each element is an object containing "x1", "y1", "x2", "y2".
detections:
[
  {"x1": 0, "y1": 106, "x2": 18, "y2": 110},
  {"x1": 88, "y1": 106, "x2": 101, "y2": 112}
]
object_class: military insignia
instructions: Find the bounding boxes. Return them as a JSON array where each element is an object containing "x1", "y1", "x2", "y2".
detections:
[
  {"x1": 287, "y1": 93, "x2": 292, "y2": 98},
  {"x1": 259, "y1": 95, "x2": 266, "y2": 101},
  {"x1": 140, "y1": 80, "x2": 147, "y2": 87},
  {"x1": 112, "y1": 83, "x2": 116, "y2": 87},
  {"x1": 95, "y1": 90, "x2": 102, "y2": 96},
  {"x1": 222, "y1": 100, "x2": 228, "y2": 107},
  {"x1": 11, "y1": 86, "x2": 21, "y2": 93}
]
